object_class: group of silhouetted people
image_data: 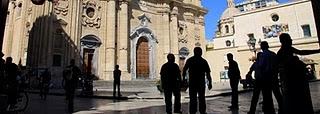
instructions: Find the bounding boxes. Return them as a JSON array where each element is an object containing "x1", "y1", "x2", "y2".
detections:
[
  {"x1": 0, "y1": 53, "x2": 22, "y2": 110},
  {"x1": 161, "y1": 47, "x2": 212, "y2": 114},
  {"x1": 160, "y1": 33, "x2": 319, "y2": 114}
]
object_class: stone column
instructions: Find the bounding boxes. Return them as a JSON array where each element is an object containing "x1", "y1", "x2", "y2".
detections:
[
  {"x1": 170, "y1": 6, "x2": 179, "y2": 56},
  {"x1": 105, "y1": 0, "x2": 116, "y2": 80},
  {"x1": 0, "y1": 0, "x2": 9, "y2": 51},
  {"x1": 118, "y1": 0, "x2": 129, "y2": 79}
]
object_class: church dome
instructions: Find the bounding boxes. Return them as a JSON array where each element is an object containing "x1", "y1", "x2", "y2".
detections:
[{"x1": 220, "y1": 7, "x2": 240, "y2": 20}]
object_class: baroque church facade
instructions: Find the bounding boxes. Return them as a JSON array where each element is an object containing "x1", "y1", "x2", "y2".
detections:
[
  {"x1": 2, "y1": 0, "x2": 207, "y2": 81},
  {"x1": 207, "y1": 0, "x2": 320, "y2": 82}
]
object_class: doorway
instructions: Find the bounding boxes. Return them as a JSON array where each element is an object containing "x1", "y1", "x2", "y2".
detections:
[
  {"x1": 136, "y1": 37, "x2": 149, "y2": 79},
  {"x1": 83, "y1": 49, "x2": 94, "y2": 75}
]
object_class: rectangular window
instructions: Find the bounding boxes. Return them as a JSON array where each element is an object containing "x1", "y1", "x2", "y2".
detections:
[
  {"x1": 52, "y1": 54, "x2": 61, "y2": 67},
  {"x1": 261, "y1": 0, "x2": 267, "y2": 7},
  {"x1": 238, "y1": 6, "x2": 244, "y2": 12},
  {"x1": 248, "y1": 33, "x2": 255, "y2": 39},
  {"x1": 302, "y1": 25, "x2": 311, "y2": 37},
  {"x1": 255, "y1": 2, "x2": 261, "y2": 8},
  {"x1": 54, "y1": 34, "x2": 63, "y2": 48}
]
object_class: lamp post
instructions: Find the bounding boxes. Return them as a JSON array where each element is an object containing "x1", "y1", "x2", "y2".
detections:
[{"x1": 247, "y1": 37, "x2": 257, "y2": 61}]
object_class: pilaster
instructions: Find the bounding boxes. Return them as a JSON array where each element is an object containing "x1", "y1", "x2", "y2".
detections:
[
  {"x1": 170, "y1": 6, "x2": 179, "y2": 56},
  {"x1": 118, "y1": 1, "x2": 129, "y2": 79},
  {"x1": 105, "y1": 0, "x2": 116, "y2": 80}
]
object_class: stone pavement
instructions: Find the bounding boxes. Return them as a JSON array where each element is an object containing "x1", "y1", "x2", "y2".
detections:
[
  {"x1": 27, "y1": 80, "x2": 252, "y2": 100},
  {"x1": 23, "y1": 81, "x2": 320, "y2": 114}
]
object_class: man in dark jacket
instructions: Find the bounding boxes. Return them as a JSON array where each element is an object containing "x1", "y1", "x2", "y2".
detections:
[
  {"x1": 183, "y1": 47, "x2": 212, "y2": 114},
  {"x1": 160, "y1": 53, "x2": 182, "y2": 114},
  {"x1": 63, "y1": 59, "x2": 81, "y2": 113},
  {"x1": 227, "y1": 53, "x2": 241, "y2": 110},
  {"x1": 113, "y1": 65, "x2": 122, "y2": 97},
  {"x1": 5, "y1": 57, "x2": 18, "y2": 108}
]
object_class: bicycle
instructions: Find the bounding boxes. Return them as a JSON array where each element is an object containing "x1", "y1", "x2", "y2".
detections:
[{"x1": 1, "y1": 75, "x2": 29, "y2": 113}]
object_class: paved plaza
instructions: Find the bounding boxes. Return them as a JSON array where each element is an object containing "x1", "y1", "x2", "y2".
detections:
[{"x1": 22, "y1": 81, "x2": 320, "y2": 114}]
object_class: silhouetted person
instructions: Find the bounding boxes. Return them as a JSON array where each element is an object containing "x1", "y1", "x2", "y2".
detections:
[
  {"x1": 160, "y1": 54, "x2": 182, "y2": 114},
  {"x1": 227, "y1": 53, "x2": 240, "y2": 110},
  {"x1": 247, "y1": 52, "x2": 263, "y2": 114},
  {"x1": 113, "y1": 65, "x2": 122, "y2": 97},
  {"x1": 277, "y1": 33, "x2": 319, "y2": 114},
  {"x1": 5, "y1": 57, "x2": 18, "y2": 108},
  {"x1": 39, "y1": 68, "x2": 51, "y2": 100},
  {"x1": 183, "y1": 47, "x2": 212, "y2": 114},
  {"x1": 258, "y1": 41, "x2": 278, "y2": 114},
  {"x1": 63, "y1": 59, "x2": 81, "y2": 113},
  {"x1": 0, "y1": 52, "x2": 5, "y2": 93}
]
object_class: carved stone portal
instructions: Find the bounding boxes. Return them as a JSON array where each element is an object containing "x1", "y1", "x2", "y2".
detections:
[{"x1": 82, "y1": 0, "x2": 101, "y2": 28}]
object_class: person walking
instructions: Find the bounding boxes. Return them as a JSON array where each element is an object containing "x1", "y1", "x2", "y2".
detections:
[
  {"x1": 113, "y1": 65, "x2": 122, "y2": 98},
  {"x1": 160, "y1": 53, "x2": 182, "y2": 114},
  {"x1": 226, "y1": 53, "x2": 241, "y2": 110},
  {"x1": 277, "y1": 33, "x2": 319, "y2": 114},
  {"x1": 247, "y1": 52, "x2": 263, "y2": 114},
  {"x1": 63, "y1": 59, "x2": 81, "y2": 113},
  {"x1": 39, "y1": 68, "x2": 51, "y2": 100},
  {"x1": 183, "y1": 47, "x2": 212, "y2": 114}
]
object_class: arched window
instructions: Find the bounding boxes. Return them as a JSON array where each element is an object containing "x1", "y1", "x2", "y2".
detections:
[{"x1": 225, "y1": 25, "x2": 229, "y2": 34}]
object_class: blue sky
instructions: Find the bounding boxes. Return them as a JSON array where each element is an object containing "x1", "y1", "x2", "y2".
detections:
[{"x1": 202, "y1": 0, "x2": 289, "y2": 40}]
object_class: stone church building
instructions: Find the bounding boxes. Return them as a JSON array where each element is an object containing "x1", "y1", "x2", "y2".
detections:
[
  {"x1": 2, "y1": 0, "x2": 207, "y2": 81},
  {"x1": 207, "y1": 0, "x2": 320, "y2": 82}
]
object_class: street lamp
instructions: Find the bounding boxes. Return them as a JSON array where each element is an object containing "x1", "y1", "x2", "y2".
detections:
[{"x1": 247, "y1": 36, "x2": 257, "y2": 61}]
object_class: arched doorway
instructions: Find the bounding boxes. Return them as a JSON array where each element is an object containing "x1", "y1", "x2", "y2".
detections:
[
  {"x1": 136, "y1": 37, "x2": 149, "y2": 79},
  {"x1": 80, "y1": 35, "x2": 101, "y2": 76}
]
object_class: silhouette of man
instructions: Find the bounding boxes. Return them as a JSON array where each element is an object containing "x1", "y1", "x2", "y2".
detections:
[
  {"x1": 262, "y1": 41, "x2": 283, "y2": 113},
  {"x1": 255, "y1": 41, "x2": 277, "y2": 114},
  {"x1": 40, "y1": 68, "x2": 51, "y2": 100},
  {"x1": 160, "y1": 54, "x2": 182, "y2": 114},
  {"x1": 63, "y1": 59, "x2": 81, "y2": 113},
  {"x1": 113, "y1": 65, "x2": 122, "y2": 97},
  {"x1": 227, "y1": 53, "x2": 240, "y2": 110},
  {"x1": 247, "y1": 52, "x2": 263, "y2": 114},
  {"x1": 0, "y1": 52, "x2": 5, "y2": 93},
  {"x1": 183, "y1": 47, "x2": 212, "y2": 114},
  {"x1": 5, "y1": 57, "x2": 18, "y2": 108},
  {"x1": 277, "y1": 33, "x2": 319, "y2": 114}
]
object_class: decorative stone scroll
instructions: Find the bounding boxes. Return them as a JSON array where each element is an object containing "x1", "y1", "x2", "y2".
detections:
[
  {"x1": 53, "y1": 0, "x2": 69, "y2": 16},
  {"x1": 82, "y1": 0, "x2": 101, "y2": 28},
  {"x1": 178, "y1": 21, "x2": 188, "y2": 43}
]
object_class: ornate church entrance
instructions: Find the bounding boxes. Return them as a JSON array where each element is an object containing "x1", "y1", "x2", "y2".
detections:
[
  {"x1": 80, "y1": 35, "x2": 101, "y2": 76},
  {"x1": 136, "y1": 37, "x2": 149, "y2": 79}
]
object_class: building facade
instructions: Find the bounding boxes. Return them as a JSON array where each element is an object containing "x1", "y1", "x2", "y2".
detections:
[
  {"x1": 207, "y1": 0, "x2": 320, "y2": 82},
  {"x1": 2, "y1": 0, "x2": 207, "y2": 82}
]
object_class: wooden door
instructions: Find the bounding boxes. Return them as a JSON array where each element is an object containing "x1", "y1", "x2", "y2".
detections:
[
  {"x1": 83, "y1": 49, "x2": 94, "y2": 75},
  {"x1": 136, "y1": 38, "x2": 149, "y2": 79}
]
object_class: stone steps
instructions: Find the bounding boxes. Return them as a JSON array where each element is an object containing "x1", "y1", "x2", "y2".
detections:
[{"x1": 93, "y1": 80, "x2": 157, "y2": 89}]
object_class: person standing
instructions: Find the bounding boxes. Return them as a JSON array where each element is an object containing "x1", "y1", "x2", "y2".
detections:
[
  {"x1": 277, "y1": 33, "x2": 319, "y2": 114},
  {"x1": 63, "y1": 59, "x2": 81, "y2": 113},
  {"x1": 0, "y1": 52, "x2": 5, "y2": 93},
  {"x1": 160, "y1": 54, "x2": 182, "y2": 114},
  {"x1": 226, "y1": 53, "x2": 241, "y2": 110},
  {"x1": 183, "y1": 47, "x2": 212, "y2": 114},
  {"x1": 113, "y1": 65, "x2": 122, "y2": 98},
  {"x1": 39, "y1": 68, "x2": 51, "y2": 100},
  {"x1": 5, "y1": 57, "x2": 18, "y2": 109},
  {"x1": 259, "y1": 41, "x2": 282, "y2": 114}
]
